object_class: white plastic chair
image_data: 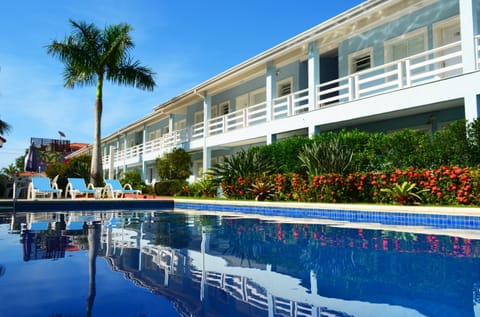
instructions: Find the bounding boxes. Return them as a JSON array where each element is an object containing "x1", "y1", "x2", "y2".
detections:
[
  {"x1": 104, "y1": 179, "x2": 141, "y2": 198},
  {"x1": 65, "y1": 178, "x2": 97, "y2": 199},
  {"x1": 27, "y1": 176, "x2": 62, "y2": 199}
]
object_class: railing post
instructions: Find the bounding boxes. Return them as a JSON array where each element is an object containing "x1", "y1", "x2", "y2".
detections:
[
  {"x1": 222, "y1": 115, "x2": 227, "y2": 133},
  {"x1": 353, "y1": 76, "x2": 360, "y2": 100},
  {"x1": 397, "y1": 61, "x2": 404, "y2": 89},
  {"x1": 405, "y1": 60, "x2": 412, "y2": 87},
  {"x1": 476, "y1": 36, "x2": 480, "y2": 70},
  {"x1": 243, "y1": 108, "x2": 248, "y2": 127},
  {"x1": 288, "y1": 95, "x2": 293, "y2": 116}
]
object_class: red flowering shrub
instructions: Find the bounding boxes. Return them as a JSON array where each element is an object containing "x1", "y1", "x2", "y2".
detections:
[{"x1": 219, "y1": 165, "x2": 480, "y2": 206}]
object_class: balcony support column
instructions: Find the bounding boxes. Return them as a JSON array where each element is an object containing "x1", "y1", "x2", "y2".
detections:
[
  {"x1": 168, "y1": 114, "x2": 174, "y2": 135},
  {"x1": 308, "y1": 125, "x2": 320, "y2": 138},
  {"x1": 123, "y1": 135, "x2": 127, "y2": 175},
  {"x1": 142, "y1": 125, "x2": 147, "y2": 181},
  {"x1": 459, "y1": 0, "x2": 478, "y2": 73},
  {"x1": 464, "y1": 94, "x2": 480, "y2": 122},
  {"x1": 202, "y1": 92, "x2": 212, "y2": 175},
  {"x1": 308, "y1": 42, "x2": 320, "y2": 111},
  {"x1": 267, "y1": 133, "x2": 276, "y2": 145},
  {"x1": 266, "y1": 62, "x2": 276, "y2": 121},
  {"x1": 108, "y1": 146, "x2": 115, "y2": 180},
  {"x1": 203, "y1": 147, "x2": 212, "y2": 177}
]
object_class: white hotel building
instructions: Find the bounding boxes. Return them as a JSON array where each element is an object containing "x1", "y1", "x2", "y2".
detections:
[{"x1": 71, "y1": 0, "x2": 480, "y2": 184}]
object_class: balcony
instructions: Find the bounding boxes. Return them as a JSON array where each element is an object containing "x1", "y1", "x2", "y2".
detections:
[
  {"x1": 103, "y1": 129, "x2": 188, "y2": 168},
  {"x1": 104, "y1": 38, "x2": 477, "y2": 168},
  {"x1": 189, "y1": 39, "x2": 467, "y2": 139}
]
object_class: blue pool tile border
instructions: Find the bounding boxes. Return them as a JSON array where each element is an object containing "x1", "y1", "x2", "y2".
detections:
[{"x1": 174, "y1": 202, "x2": 480, "y2": 230}]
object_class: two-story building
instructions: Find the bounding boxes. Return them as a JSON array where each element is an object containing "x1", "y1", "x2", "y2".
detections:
[{"x1": 71, "y1": 0, "x2": 480, "y2": 184}]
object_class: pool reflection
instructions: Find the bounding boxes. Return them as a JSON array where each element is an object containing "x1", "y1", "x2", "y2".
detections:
[{"x1": 9, "y1": 210, "x2": 480, "y2": 317}]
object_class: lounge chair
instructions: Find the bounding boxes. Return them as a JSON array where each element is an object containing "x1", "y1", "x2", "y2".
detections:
[
  {"x1": 65, "y1": 178, "x2": 97, "y2": 199},
  {"x1": 27, "y1": 176, "x2": 62, "y2": 200},
  {"x1": 104, "y1": 179, "x2": 141, "y2": 198}
]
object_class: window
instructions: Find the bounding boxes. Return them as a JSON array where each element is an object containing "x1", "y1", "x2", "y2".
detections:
[
  {"x1": 277, "y1": 78, "x2": 292, "y2": 97},
  {"x1": 220, "y1": 102, "x2": 229, "y2": 115},
  {"x1": 148, "y1": 131, "x2": 156, "y2": 141},
  {"x1": 235, "y1": 88, "x2": 266, "y2": 111},
  {"x1": 385, "y1": 28, "x2": 427, "y2": 62},
  {"x1": 211, "y1": 101, "x2": 230, "y2": 118},
  {"x1": 250, "y1": 88, "x2": 266, "y2": 105},
  {"x1": 236, "y1": 93, "x2": 249, "y2": 111},
  {"x1": 194, "y1": 110, "x2": 203, "y2": 124},
  {"x1": 174, "y1": 119, "x2": 186, "y2": 131},
  {"x1": 349, "y1": 48, "x2": 373, "y2": 74}
]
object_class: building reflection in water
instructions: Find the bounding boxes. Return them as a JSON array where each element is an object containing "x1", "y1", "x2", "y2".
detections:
[{"x1": 12, "y1": 210, "x2": 480, "y2": 317}]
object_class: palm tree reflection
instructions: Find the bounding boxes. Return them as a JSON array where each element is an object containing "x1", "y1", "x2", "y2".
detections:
[{"x1": 86, "y1": 222, "x2": 101, "y2": 317}]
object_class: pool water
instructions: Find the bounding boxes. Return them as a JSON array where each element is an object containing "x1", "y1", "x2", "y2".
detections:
[{"x1": 0, "y1": 209, "x2": 479, "y2": 317}]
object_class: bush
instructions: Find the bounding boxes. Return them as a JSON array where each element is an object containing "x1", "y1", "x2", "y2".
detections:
[
  {"x1": 157, "y1": 148, "x2": 192, "y2": 181},
  {"x1": 155, "y1": 180, "x2": 186, "y2": 196},
  {"x1": 254, "y1": 136, "x2": 311, "y2": 174}
]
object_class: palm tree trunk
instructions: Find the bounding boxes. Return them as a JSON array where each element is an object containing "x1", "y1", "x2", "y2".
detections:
[{"x1": 91, "y1": 77, "x2": 104, "y2": 186}]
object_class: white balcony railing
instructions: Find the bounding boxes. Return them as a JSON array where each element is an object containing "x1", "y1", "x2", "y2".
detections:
[
  {"x1": 105, "y1": 39, "x2": 473, "y2": 169},
  {"x1": 105, "y1": 129, "x2": 188, "y2": 168},
  {"x1": 317, "y1": 41, "x2": 463, "y2": 108}
]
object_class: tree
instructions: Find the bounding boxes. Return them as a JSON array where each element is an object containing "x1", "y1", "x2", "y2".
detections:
[
  {"x1": 157, "y1": 148, "x2": 192, "y2": 180},
  {"x1": 0, "y1": 119, "x2": 11, "y2": 135},
  {"x1": 1, "y1": 164, "x2": 18, "y2": 180},
  {"x1": 46, "y1": 20, "x2": 156, "y2": 186}
]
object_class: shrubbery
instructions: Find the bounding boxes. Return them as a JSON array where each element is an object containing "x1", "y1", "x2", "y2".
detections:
[{"x1": 203, "y1": 119, "x2": 480, "y2": 206}]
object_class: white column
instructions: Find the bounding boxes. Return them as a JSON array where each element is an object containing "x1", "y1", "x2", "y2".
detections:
[
  {"x1": 460, "y1": 0, "x2": 478, "y2": 73},
  {"x1": 267, "y1": 133, "x2": 276, "y2": 145},
  {"x1": 168, "y1": 114, "x2": 174, "y2": 135},
  {"x1": 142, "y1": 125, "x2": 147, "y2": 181},
  {"x1": 108, "y1": 145, "x2": 115, "y2": 179},
  {"x1": 309, "y1": 125, "x2": 320, "y2": 138},
  {"x1": 308, "y1": 42, "x2": 320, "y2": 111},
  {"x1": 266, "y1": 62, "x2": 276, "y2": 122},
  {"x1": 123, "y1": 135, "x2": 127, "y2": 175},
  {"x1": 203, "y1": 92, "x2": 212, "y2": 174},
  {"x1": 465, "y1": 94, "x2": 479, "y2": 122}
]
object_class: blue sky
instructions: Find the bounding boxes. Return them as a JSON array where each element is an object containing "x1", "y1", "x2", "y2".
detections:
[{"x1": 0, "y1": 0, "x2": 364, "y2": 169}]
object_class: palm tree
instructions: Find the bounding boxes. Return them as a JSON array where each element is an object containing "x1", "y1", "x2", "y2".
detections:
[
  {"x1": 46, "y1": 20, "x2": 156, "y2": 185},
  {"x1": 1, "y1": 164, "x2": 18, "y2": 181},
  {"x1": 0, "y1": 119, "x2": 11, "y2": 135}
]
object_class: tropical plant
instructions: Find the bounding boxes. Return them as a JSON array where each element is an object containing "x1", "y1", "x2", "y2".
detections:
[
  {"x1": 380, "y1": 181, "x2": 429, "y2": 205},
  {"x1": 157, "y1": 148, "x2": 192, "y2": 181},
  {"x1": 299, "y1": 136, "x2": 353, "y2": 176},
  {"x1": 46, "y1": 20, "x2": 156, "y2": 186},
  {"x1": 210, "y1": 148, "x2": 274, "y2": 198},
  {"x1": 120, "y1": 169, "x2": 143, "y2": 188},
  {"x1": 249, "y1": 177, "x2": 275, "y2": 201},
  {"x1": 1, "y1": 164, "x2": 18, "y2": 180},
  {"x1": 196, "y1": 174, "x2": 218, "y2": 198}
]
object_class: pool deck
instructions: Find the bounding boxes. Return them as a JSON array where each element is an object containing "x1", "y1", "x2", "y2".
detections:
[
  {"x1": 0, "y1": 197, "x2": 174, "y2": 212},
  {"x1": 0, "y1": 197, "x2": 479, "y2": 215},
  {"x1": 1, "y1": 197, "x2": 480, "y2": 229}
]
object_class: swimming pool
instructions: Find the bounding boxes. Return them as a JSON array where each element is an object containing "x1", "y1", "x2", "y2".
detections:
[{"x1": 0, "y1": 208, "x2": 479, "y2": 317}]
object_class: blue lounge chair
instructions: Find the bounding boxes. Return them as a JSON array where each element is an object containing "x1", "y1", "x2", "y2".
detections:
[
  {"x1": 104, "y1": 179, "x2": 141, "y2": 198},
  {"x1": 65, "y1": 178, "x2": 97, "y2": 199},
  {"x1": 27, "y1": 176, "x2": 62, "y2": 199}
]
